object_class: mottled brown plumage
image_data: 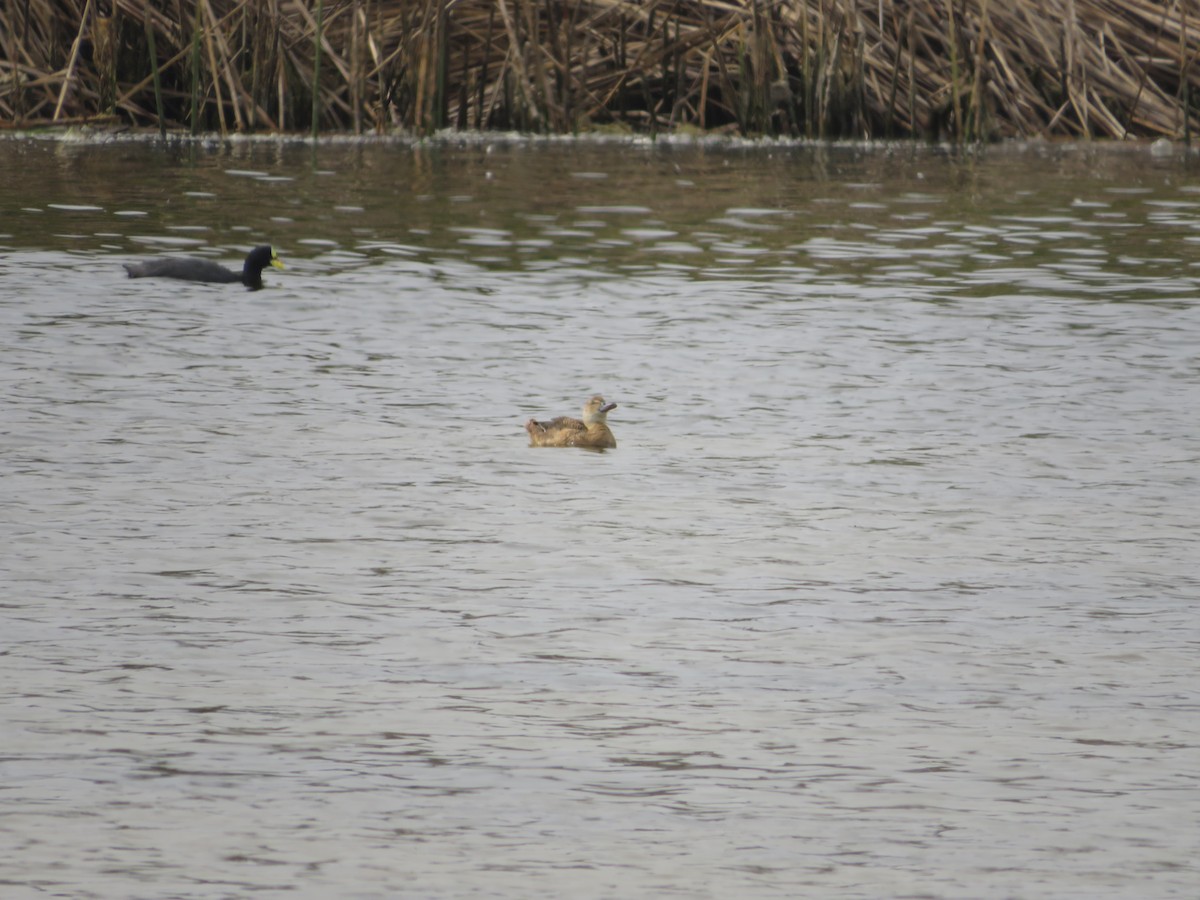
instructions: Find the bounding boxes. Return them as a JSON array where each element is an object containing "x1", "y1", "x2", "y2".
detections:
[{"x1": 526, "y1": 395, "x2": 618, "y2": 449}]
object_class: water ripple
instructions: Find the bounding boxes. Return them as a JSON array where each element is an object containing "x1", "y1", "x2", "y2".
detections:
[{"x1": 1, "y1": 137, "x2": 1197, "y2": 899}]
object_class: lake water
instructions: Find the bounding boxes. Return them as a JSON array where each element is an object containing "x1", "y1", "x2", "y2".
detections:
[{"x1": 1, "y1": 132, "x2": 1198, "y2": 898}]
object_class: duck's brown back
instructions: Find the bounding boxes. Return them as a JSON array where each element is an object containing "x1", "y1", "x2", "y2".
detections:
[
  {"x1": 541, "y1": 416, "x2": 585, "y2": 432},
  {"x1": 527, "y1": 416, "x2": 616, "y2": 448},
  {"x1": 526, "y1": 416, "x2": 581, "y2": 447},
  {"x1": 573, "y1": 424, "x2": 616, "y2": 449}
]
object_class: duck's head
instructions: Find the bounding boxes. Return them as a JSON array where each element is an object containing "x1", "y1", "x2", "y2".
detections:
[{"x1": 582, "y1": 395, "x2": 617, "y2": 425}]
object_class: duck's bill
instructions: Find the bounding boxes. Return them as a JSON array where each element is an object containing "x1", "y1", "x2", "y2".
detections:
[
  {"x1": 271, "y1": 258, "x2": 285, "y2": 269},
  {"x1": 600, "y1": 402, "x2": 617, "y2": 413}
]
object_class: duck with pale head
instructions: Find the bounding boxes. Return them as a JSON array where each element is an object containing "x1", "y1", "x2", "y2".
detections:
[{"x1": 526, "y1": 395, "x2": 618, "y2": 450}]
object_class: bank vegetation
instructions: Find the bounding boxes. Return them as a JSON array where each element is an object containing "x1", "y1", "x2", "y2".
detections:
[{"x1": 2, "y1": 0, "x2": 1198, "y2": 141}]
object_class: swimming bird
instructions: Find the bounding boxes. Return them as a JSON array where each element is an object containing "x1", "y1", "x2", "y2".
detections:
[
  {"x1": 526, "y1": 395, "x2": 618, "y2": 449},
  {"x1": 123, "y1": 245, "x2": 284, "y2": 290}
]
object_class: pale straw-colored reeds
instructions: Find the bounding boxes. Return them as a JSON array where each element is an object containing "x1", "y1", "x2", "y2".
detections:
[{"x1": 1, "y1": 0, "x2": 1197, "y2": 140}]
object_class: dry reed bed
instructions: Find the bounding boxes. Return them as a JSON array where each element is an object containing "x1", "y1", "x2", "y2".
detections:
[{"x1": 2, "y1": 0, "x2": 1197, "y2": 139}]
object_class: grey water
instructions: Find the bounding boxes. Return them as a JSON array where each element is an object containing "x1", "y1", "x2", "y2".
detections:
[{"x1": 1, "y1": 133, "x2": 1197, "y2": 898}]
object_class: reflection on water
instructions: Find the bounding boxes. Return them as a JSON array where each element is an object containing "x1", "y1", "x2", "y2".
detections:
[{"x1": 2, "y1": 135, "x2": 1198, "y2": 897}]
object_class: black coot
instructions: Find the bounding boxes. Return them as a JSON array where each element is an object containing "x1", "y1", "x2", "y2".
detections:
[{"x1": 124, "y1": 245, "x2": 283, "y2": 290}]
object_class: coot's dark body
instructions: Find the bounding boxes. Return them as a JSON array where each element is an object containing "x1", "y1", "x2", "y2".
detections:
[{"x1": 124, "y1": 245, "x2": 283, "y2": 290}]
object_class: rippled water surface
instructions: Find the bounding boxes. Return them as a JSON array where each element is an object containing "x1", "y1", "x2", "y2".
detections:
[{"x1": 2, "y1": 134, "x2": 1198, "y2": 898}]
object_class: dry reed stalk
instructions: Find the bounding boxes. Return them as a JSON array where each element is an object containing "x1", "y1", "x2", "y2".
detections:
[
  {"x1": 93, "y1": 12, "x2": 115, "y2": 112},
  {"x1": 969, "y1": 0, "x2": 989, "y2": 140},
  {"x1": 906, "y1": 11, "x2": 916, "y2": 136},
  {"x1": 189, "y1": 1, "x2": 201, "y2": 133},
  {"x1": 52, "y1": 0, "x2": 92, "y2": 120},
  {"x1": 4, "y1": 0, "x2": 1200, "y2": 139},
  {"x1": 200, "y1": 2, "x2": 227, "y2": 133},
  {"x1": 350, "y1": 0, "x2": 361, "y2": 133},
  {"x1": 143, "y1": 0, "x2": 167, "y2": 137},
  {"x1": 312, "y1": 0, "x2": 323, "y2": 137},
  {"x1": 1183, "y1": 4, "x2": 1193, "y2": 144}
]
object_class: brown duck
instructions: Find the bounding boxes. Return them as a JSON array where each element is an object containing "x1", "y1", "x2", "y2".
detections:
[{"x1": 526, "y1": 395, "x2": 618, "y2": 449}]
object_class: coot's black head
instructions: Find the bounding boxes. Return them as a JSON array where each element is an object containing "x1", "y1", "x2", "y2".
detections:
[{"x1": 241, "y1": 245, "x2": 284, "y2": 289}]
